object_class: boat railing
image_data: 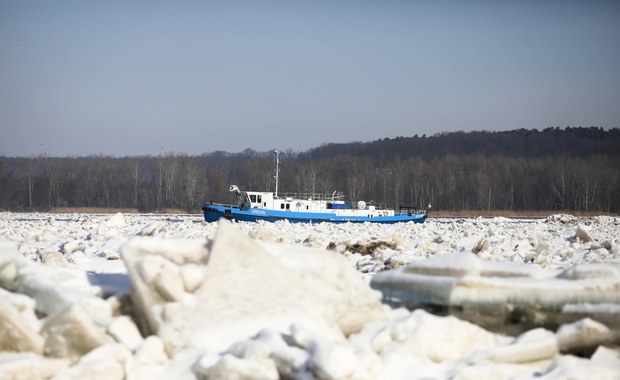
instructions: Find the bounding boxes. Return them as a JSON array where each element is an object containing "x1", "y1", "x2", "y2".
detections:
[
  {"x1": 396, "y1": 206, "x2": 424, "y2": 215},
  {"x1": 276, "y1": 191, "x2": 345, "y2": 202}
]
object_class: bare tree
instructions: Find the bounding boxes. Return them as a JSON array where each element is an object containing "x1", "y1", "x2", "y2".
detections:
[
  {"x1": 130, "y1": 159, "x2": 144, "y2": 209},
  {"x1": 161, "y1": 153, "x2": 179, "y2": 209},
  {"x1": 26, "y1": 157, "x2": 35, "y2": 209},
  {"x1": 180, "y1": 155, "x2": 201, "y2": 211}
]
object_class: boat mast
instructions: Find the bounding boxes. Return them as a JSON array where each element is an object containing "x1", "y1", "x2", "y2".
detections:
[{"x1": 273, "y1": 149, "x2": 280, "y2": 198}]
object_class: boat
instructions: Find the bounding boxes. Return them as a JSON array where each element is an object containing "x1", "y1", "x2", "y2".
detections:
[{"x1": 202, "y1": 150, "x2": 430, "y2": 224}]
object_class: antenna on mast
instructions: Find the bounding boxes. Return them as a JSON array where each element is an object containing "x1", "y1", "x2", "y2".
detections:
[{"x1": 273, "y1": 149, "x2": 280, "y2": 198}]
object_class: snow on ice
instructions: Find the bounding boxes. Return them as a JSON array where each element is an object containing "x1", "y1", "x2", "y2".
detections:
[{"x1": 0, "y1": 212, "x2": 619, "y2": 379}]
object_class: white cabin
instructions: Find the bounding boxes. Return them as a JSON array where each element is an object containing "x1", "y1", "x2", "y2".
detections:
[{"x1": 231, "y1": 186, "x2": 394, "y2": 218}]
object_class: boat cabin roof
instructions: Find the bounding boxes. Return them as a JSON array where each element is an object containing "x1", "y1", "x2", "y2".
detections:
[{"x1": 245, "y1": 190, "x2": 344, "y2": 202}]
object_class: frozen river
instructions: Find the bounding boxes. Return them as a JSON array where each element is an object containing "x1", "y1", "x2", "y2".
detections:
[{"x1": 1, "y1": 212, "x2": 619, "y2": 379}]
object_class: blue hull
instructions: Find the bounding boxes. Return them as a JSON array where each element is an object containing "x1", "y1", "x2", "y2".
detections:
[{"x1": 202, "y1": 203, "x2": 427, "y2": 224}]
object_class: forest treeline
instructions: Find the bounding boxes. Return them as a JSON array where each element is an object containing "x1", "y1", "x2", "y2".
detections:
[{"x1": 1, "y1": 127, "x2": 619, "y2": 213}]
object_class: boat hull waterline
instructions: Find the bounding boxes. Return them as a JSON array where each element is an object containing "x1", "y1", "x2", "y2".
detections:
[{"x1": 202, "y1": 204, "x2": 428, "y2": 224}]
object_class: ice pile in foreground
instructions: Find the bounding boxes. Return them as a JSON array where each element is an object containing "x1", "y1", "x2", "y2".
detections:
[{"x1": 0, "y1": 219, "x2": 619, "y2": 379}]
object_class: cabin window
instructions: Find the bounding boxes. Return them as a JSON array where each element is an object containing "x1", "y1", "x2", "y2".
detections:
[
  {"x1": 264, "y1": 202, "x2": 267, "y2": 207},
  {"x1": 257, "y1": 195, "x2": 262, "y2": 203},
  {"x1": 286, "y1": 203, "x2": 290, "y2": 210},
  {"x1": 306, "y1": 206, "x2": 309, "y2": 210},
  {"x1": 280, "y1": 203, "x2": 285, "y2": 209},
  {"x1": 250, "y1": 195, "x2": 257, "y2": 203}
]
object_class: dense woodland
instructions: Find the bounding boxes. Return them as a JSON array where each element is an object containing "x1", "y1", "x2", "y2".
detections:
[{"x1": 1, "y1": 127, "x2": 619, "y2": 213}]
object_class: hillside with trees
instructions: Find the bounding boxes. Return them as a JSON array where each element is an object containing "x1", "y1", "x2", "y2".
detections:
[{"x1": 1, "y1": 127, "x2": 619, "y2": 213}]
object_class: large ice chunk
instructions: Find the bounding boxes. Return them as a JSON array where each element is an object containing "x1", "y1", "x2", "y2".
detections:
[
  {"x1": 121, "y1": 220, "x2": 387, "y2": 357},
  {"x1": 41, "y1": 305, "x2": 110, "y2": 358},
  {"x1": 371, "y1": 252, "x2": 620, "y2": 334},
  {"x1": 0, "y1": 296, "x2": 44, "y2": 354}
]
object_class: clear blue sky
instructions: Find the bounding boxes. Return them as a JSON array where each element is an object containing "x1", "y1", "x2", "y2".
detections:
[{"x1": 1, "y1": 0, "x2": 619, "y2": 157}]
